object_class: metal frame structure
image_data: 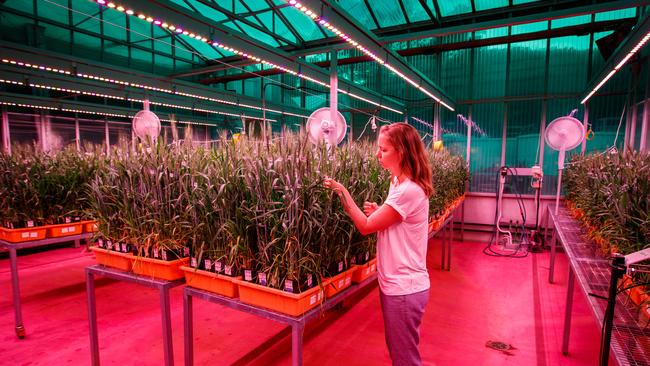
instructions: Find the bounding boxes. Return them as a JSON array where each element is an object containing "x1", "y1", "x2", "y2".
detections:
[
  {"x1": 85, "y1": 265, "x2": 185, "y2": 366},
  {"x1": 429, "y1": 212, "x2": 455, "y2": 271},
  {"x1": 545, "y1": 205, "x2": 650, "y2": 365},
  {"x1": 183, "y1": 274, "x2": 378, "y2": 366},
  {"x1": 1, "y1": 233, "x2": 92, "y2": 338}
]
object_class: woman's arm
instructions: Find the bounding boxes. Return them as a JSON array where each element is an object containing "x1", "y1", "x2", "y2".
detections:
[{"x1": 324, "y1": 178, "x2": 402, "y2": 235}]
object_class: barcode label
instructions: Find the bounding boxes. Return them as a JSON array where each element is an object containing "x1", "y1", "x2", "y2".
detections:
[
  {"x1": 338, "y1": 261, "x2": 343, "y2": 272},
  {"x1": 190, "y1": 257, "x2": 198, "y2": 267},
  {"x1": 258, "y1": 272, "x2": 267, "y2": 286},
  {"x1": 310, "y1": 295, "x2": 316, "y2": 305},
  {"x1": 21, "y1": 232, "x2": 29, "y2": 238},
  {"x1": 27, "y1": 220, "x2": 34, "y2": 228},
  {"x1": 29, "y1": 232, "x2": 37, "y2": 238},
  {"x1": 284, "y1": 280, "x2": 294, "y2": 292},
  {"x1": 204, "y1": 259, "x2": 212, "y2": 271},
  {"x1": 244, "y1": 270, "x2": 252, "y2": 281},
  {"x1": 345, "y1": 278, "x2": 351, "y2": 285},
  {"x1": 215, "y1": 262, "x2": 223, "y2": 272},
  {"x1": 224, "y1": 265, "x2": 232, "y2": 276}
]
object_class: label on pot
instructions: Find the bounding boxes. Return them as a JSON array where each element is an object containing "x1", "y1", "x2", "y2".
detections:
[
  {"x1": 244, "y1": 270, "x2": 253, "y2": 281},
  {"x1": 284, "y1": 280, "x2": 294, "y2": 292},
  {"x1": 204, "y1": 259, "x2": 212, "y2": 271},
  {"x1": 98, "y1": 238, "x2": 104, "y2": 248},
  {"x1": 365, "y1": 251, "x2": 370, "y2": 261},
  {"x1": 162, "y1": 250, "x2": 168, "y2": 261},
  {"x1": 345, "y1": 277, "x2": 351, "y2": 286},
  {"x1": 65, "y1": 217, "x2": 72, "y2": 224},
  {"x1": 224, "y1": 265, "x2": 232, "y2": 276},
  {"x1": 30, "y1": 232, "x2": 37, "y2": 238},
  {"x1": 27, "y1": 220, "x2": 34, "y2": 228},
  {"x1": 106, "y1": 240, "x2": 113, "y2": 250},
  {"x1": 61, "y1": 227, "x2": 68, "y2": 234},
  {"x1": 21, "y1": 232, "x2": 29, "y2": 238},
  {"x1": 307, "y1": 274, "x2": 313, "y2": 288},
  {"x1": 215, "y1": 262, "x2": 223, "y2": 273},
  {"x1": 338, "y1": 261, "x2": 343, "y2": 272},
  {"x1": 258, "y1": 273, "x2": 267, "y2": 286},
  {"x1": 190, "y1": 257, "x2": 198, "y2": 268},
  {"x1": 153, "y1": 248, "x2": 160, "y2": 259},
  {"x1": 338, "y1": 279, "x2": 344, "y2": 288},
  {"x1": 310, "y1": 295, "x2": 317, "y2": 305},
  {"x1": 120, "y1": 243, "x2": 127, "y2": 252},
  {"x1": 183, "y1": 247, "x2": 190, "y2": 257}
]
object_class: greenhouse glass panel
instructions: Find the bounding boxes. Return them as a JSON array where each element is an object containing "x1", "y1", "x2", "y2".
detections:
[
  {"x1": 401, "y1": 0, "x2": 431, "y2": 23},
  {"x1": 71, "y1": 33, "x2": 101, "y2": 61},
  {"x1": 472, "y1": 44, "x2": 507, "y2": 99},
  {"x1": 634, "y1": 103, "x2": 644, "y2": 150},
  {"x1": 102, "y1": 13, "x2": 128, "y2": 41},
  {"x1": 547, "y1": 36, "x2": 590, "y2": 95},
  {"x1": 8, "y1": 113, "x2": 38, "y2": 145},
  {"x1": 172, "y1": 0, "x2": 228, "y2": 22},
  {"x1": 79, "y1": 119, "x2": 106, "y2": 147},
  {"x1": 279, "y1": 7, "x2": 324, "y2": 41},
  {"x1": 108, "y1": 121, "x2": 132, "y2": 148},
  {"x1": 36, "y1": 0, "x2": 68, "y2": 26},
  {"x1": 594, "y1": 9, "x2": 636, "y2": 22},
  {"x1": 103, "y1": 41, "x2": 130, "y2": 66},
  {"x1": 551, "y1": 15, "x2": 591, "y2": 29},
  {"x1": 475, "y1": 27, "x2": 508, "y2": 40},
  {"x1": 369, "y1": 0, "x2": 405, "y2": 28},
  {"x1": 3, "y1": 0, "x2": 33, "y2": 14},
  {"x1": 231, "y1": 21, "x2": 281, "y2": 47},
  {"x1": 511, "y1": 21, "x2": 547, "y2": 36},
  {"x1": 441, "y1": 49, "x2": 472, "y2": 101},
  {"x1": 244, "y1": 78, "x2": 261, "y2": 98},
  {"x1": 467, "y1": 103, "x2": 504, "y2": 193},
  {"x1": 43, "y1": 24, "x2": 71, "y2": 53},
  {"x1": 241, "y1": 0, "x2": 269, "y2": 12},
  {"x1": 474, "y1": 0, "x2": 509, "y2": 12},
  {"x1": 508, "y1": 40, "x2": 546, "y2": 97},
  {"x1": 437, "y1": 1, "x2": 472, "y2": 17},
  {"x1": 153, "y1": 55, "x2": 175, "y2": 74},
  {"x1": 513, "y1": 0, "x2": 541, "y2": 4},
  {"x1": 505, "y1": 100, "x2": 542, "y2": 195},
  {"x1": 179, "y1": 36, "x2": 221, "y2": 59},
  {"x1": 336, "y1": 0, "x2": 376, "y2": 29}
]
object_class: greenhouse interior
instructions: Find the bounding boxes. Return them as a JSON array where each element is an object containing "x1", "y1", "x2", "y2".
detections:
[{"x1": 0, "y1": 0, "x2": 649, "y2": 365}]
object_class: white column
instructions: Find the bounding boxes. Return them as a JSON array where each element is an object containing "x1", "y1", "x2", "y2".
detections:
[
  {"x1": 500, "y1": 105, "x2": 508, "y2": 168},
  {"x1": 75, "y1": 116, "x2": 80, "y2": 151},
  {"x1": 1, "y1": 105, "x2": 10, "y2": 155},
  {"x1": 330, "y1": 49, "x2": 338, "y2": 143},
  {"x1": 465, "y1": 107, "x2": 472, "y2": 167}
]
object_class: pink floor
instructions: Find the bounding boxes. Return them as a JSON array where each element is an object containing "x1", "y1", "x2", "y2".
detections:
[{"x1": 0, "y1": 238, "x2": 603, "y2": 366}]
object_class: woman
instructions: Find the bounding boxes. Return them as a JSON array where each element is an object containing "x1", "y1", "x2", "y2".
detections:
[{"x1": 324, "y1": 122, "x2": 433, "y2": 366}]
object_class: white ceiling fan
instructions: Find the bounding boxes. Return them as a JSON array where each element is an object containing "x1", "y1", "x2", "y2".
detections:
[{"x1": 306, "y1": 107, "x2": 347, "y2": 148}]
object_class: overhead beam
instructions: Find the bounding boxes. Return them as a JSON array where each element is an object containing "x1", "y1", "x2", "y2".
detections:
[
  {"x1": 298, "y1": 0, "x2": 454, "y2": 110},
  {"x1": 581, "y1": 14, "x2": 650, "y2": 104},
  {"x1": 116, "y1": 0, "x2": 404, "y2": 114}
]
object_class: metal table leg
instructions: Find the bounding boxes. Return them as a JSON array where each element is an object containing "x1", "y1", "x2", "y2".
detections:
[
  {"x1": 292, "y1": 322, "x2": 304, "y2": 366},
  {"x1": 562, "y1": 268, "x2": 575, "y2": 355},
  {"x1": 160, "y1": 287, "x2": 175, "y2": 366},
  {"x1": 447, "y1": 221, "x2": 453, "y2": 271},
  {"x1": 549, "y1": 231, "x2": 557, "y2": 284},
  {"x1": 8, "y1": 247, "x2": 25, "y2": 339},
  {"x1": 440, "y1": 225, "x2": 446, "y2": 270},
  {"x1": 184, "y1": 290, "x2": 193, "y2": 366},
  {"x1": 86, "y1": 269, "x2": 100, "y2": 366}
]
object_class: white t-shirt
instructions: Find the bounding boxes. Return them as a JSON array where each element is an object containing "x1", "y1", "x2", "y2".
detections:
[{"x1": 376, "y1": 178, "x2": 430, "y2": 296}]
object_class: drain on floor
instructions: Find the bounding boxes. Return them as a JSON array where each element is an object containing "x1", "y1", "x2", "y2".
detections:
[{"x1": 485, "y1": 340, "x2": 517, "y2": 356}]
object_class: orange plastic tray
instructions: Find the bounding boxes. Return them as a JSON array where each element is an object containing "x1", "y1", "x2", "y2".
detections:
[
  {"x1": 0, "y1": 226, "x2": 47, "y2": 243},
  {"x1": 235, "y1": 278, "x2": 324, "y2": 316},
  {"x1": 90, "y1": 247, "x2": 134, "y2": 272},
  {"x1": 46, "y1": 222, "x2": 83, "y2": 238},
  {"x1": 132, "y1": 256, "x2": 189, "y2": 281},
  {"x1": 82, "y1": 220, "x2": 98, "y2": 233},
  {"x1": 323, "y1": 268, "x2": 354, "y2": 298},
  {"x1": 181, "y1": 266, "x2": 239, "y2": 298},
  {"x1": 352, "y1": 258, "x2": 377, "y2": 284}
]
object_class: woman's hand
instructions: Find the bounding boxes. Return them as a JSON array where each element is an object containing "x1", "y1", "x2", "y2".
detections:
[
  {"x1": 363, "y1": 201, "x2": 379, "y2": 216},
  {"x1": 323, "y1": 177, "x2": 345, "y2": 196}
]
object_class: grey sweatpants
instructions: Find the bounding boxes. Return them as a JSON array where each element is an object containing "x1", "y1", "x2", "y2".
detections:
[{"x1": 379, "y1": 289, "x2": 430, "y2": 366}]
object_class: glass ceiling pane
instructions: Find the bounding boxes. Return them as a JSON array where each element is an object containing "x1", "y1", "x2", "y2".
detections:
[
  {"x1": 595, "y1": 9, "x2": 636, "y2": 22},
  {"x1": 437, "y1": 1, "x2": 472, "y2": 17},
  {"x1": 402, "y1": 0, "x2": 431, "y2": 23},
  {"x1": 247, "y1": 11, "x2": 297, "y2": 44},
  {"x1": 551, "y1": 15, "x2": 591, "y2": 29},
  {"x1": 474, "y1": 0, "x2": 509, "y2": 12},
  {"x1": 233, "y1": 21, "x2": 281, "y2": 47},
  {"x1": 511, "y1": 21, "x2": 547, "y2": 35},
  {"x1": 172, "y1": 0, "x2": 228, "y2": 22},
  {"x1": 280, "y1": 7, "x2": 324, "y2": 41},
  {"x1": 475, "y1": 26, "x2": 508, "y2": 39},
  {"x1": 241, "y1": 0, "x2": 270, "y2": 13},
  {"x1": 371, "y1": 0, "x2": 406, "y2": 28},
  {"x1": 180, "y1": 35, "x2": 221, "y2": 59},
  {"x1": 337, "y1": 0, "x2": 377, "y2": 29},
  {"x1": 513, "y1": 0, "x2": 540, "y2": 4}
]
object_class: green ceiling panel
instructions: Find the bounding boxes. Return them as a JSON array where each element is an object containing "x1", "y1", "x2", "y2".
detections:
[
  {"x1": 232, "y1": 21, "x2": 282, "y2": 47},
  {"x1": 475, "y1": 27, "x2": 509, "y2": 39},
  {"x1": 172, "y1": 0, "x2": 228, "y2": 22},
  {"x1": 474, "y1": 0, "x2": 509, "y2": 12},
  {"x1": 401, "y1": 0, "x2": 431, "y2": 23},
  {"x1": 3, "y1": 0, "x2": 33, "y2": 14},
  {"x1": 246, "y1": 12, "x2": 297, "y2": 44},
  {"x1": 103, "y1": 13, "x2": 128, "y2": 41},
  {"x1": 551, "y1": 15, "x2": 592, "y2": 29},
  {"x1": 241, "y1": 0, "x2": 270, "y2": 13},
  {"x1": 36, "y1": 0, "x2": 68, "y2": 23},
  {"x1": 243, "y1": 16, "x2": 264, "y2": 28},
  {"x1": 511, "y1": 21, "x2": 548, "y2": 35},
  {"x1": 372, "y1": 0, "x2": 406, "y2": 28},
  {"x1": 338, "y1": 0, "x2": 377, "y2": 29},
  {"x1": 513, "y1": 0, "x2": 541, "y2": 4},
  {"x1": 279, "y1": 7, "x2": 323, "y2": 41},
  {"x1": 128, "y1": 18, "x2": 152, "y2": 44},
  {"x1": 594, "y1": 8, "x2": 636, "y2": 22},
  {"x1": 437, "y1": 1, "x2": 472, "y2": 17}
]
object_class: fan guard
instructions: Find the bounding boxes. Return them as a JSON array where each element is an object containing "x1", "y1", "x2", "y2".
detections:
[
  {"x1": 306, "y1": 107, "x2": 347, "y2": 147},
  {"x1": 132, "y1": 100, "x2": 161, "y2": 141}
]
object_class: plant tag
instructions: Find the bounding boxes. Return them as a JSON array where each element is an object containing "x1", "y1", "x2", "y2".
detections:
[
  {"x1": 307, "y1": 274, "x2": 313, "y2": 288},
  {"x1": 215, "y1": 262, "x2": 223, "y2": 273},
  {"x1": 153, "y1": 248, "x2": 160, "y2": 259},
  {"x1": 183, "y1": 247, "x2": 190, "y2": 257},
  {"x1": 27, "y1": 220, "x2": 34, "y2": 228},
  {"x1": 224, "y1": 265, "x2": 232, "y2": 276},
  {"x1": 365, "y1": 251, "x2": 370, "y2": 261},
  {"x1": 338, "y1": 261, "x2": 343, "y2": 272},
  {"x1": 21, "y1": 232, "x2": 29, "y2": 238},
  {"x1": 106, "y1": 240, "x2": 113, "y2": 250},
  {"x1": 258, "y1": 272, "x2": 267, "y2": 286},
  {"x1": 190, "y1": 257, "x2": 198, "y2": 268},
  {"x1": 65, "y1": 217, "x2": 72, "y2": 224},
  {"x1": 98, "y1": 238, "x2": 104, "y2": 248},
  {"x1": 30, "y1": 232, "x2": 37, "y2": 238},
  {"x1": 244, "y1": 270, "x2": 253, "y2": 281},
  {"x1": 162, "y1": 250, "x2": 168, "y2": 261},
  {"x1": 120, "y1": 243, "x2": 127, "y2": 252},
  {"x1": 310, "y1": 295, "x2": 317, "y2": 305},
  {"x1": 284, "y1": 280, "x2": 294, "y2": 293},
  {"x1": 204, "y1": 259, "x2": 212, "y2": 271}
]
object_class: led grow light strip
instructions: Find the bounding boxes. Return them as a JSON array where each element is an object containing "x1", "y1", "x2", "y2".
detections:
[
  {"x1": 1, "y1": 57, "x2": 308, "y2": 118},
  {"x1": 94, "y1": 0, "x2": 400, "y2": 115},
  {"x1": 0, "y1": 101, "x2": 59, "y2": 111},
  {"x1": 286, "y1": 0, "x2": 453, "y2": 111},
  {"x1": 581, "y1": 30, "x2": 650, "y2": 104}
]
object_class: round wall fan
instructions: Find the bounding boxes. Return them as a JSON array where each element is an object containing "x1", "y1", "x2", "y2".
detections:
[
  {"x1": 306, "y1": 107, "x2": 347, "y2": 147},
  {"x1": 132, "y1": 100, "x2": 161, "y2": 142},
  {"x1": 544, "y1": 115, "x2": 585, "y2": 214}
]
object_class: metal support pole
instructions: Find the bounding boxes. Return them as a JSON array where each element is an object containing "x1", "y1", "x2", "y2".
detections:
[
  {"x1": 640, "y1": 98, "x2": 649, "y2": 151},
  {"x1": 330, "y1": 49, "x2": 338, "y2": 144},
  {"x1": 581, "y1": 105, "x2": 589, "y2": 154},
  {"x1": 292, "y1": 323, "x2": 304, "y2": 366},
  {"x1": 2, "y1": 105, "x2": 10, "y2": 155},
  {"x1": 9, "y1": 247, "x2": 25, "y2": 338},
  {"x1": 447, "y1": 220, "x2": 453, "y2": 271},
  {"x1": 184, "y1": 291, "x2": 193, "y2": 366},
  {"x1": 562, "y1": 268, "x2": 575, "y2": 355},
  {"x1": 549, "y1": 230, "x2": 557, "y2": 284},
  {"x1": 86, "y1": 270, "x2": 100, "y2": 366},
  {"x1": 104, "y1": 118, "x2": 109, "y2": 156},
  {"x1": 75, "y1": 115, "x2": 80, "y2": 152},
  {"x1": 160, "y1": 287, "x2": 174, "y2": 366},
  {"x1": 600, "y1": 255, "x2": 626, "y2": 366}
]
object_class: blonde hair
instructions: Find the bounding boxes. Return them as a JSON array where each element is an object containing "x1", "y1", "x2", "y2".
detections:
[{"x1": 379, "y1": 123, "x2": 434, "y2": 197}]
